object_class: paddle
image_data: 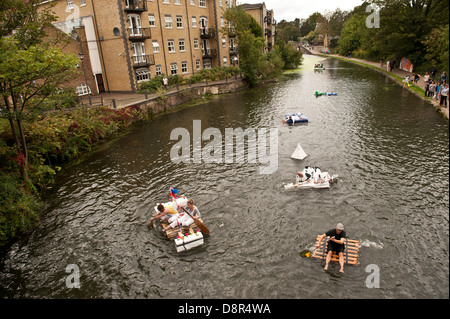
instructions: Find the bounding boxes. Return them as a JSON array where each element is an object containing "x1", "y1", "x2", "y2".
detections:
[{"x1": 182, "y1": 206, "x2": 210, "y2": 235}]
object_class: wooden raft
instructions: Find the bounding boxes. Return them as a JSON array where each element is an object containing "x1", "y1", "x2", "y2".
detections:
[
  {"x1": 160, "y1": 218, "x2": 205, "y2": 239},
  {"x1": 311, "y1": 235, "x2": 360, "y2": 265}
]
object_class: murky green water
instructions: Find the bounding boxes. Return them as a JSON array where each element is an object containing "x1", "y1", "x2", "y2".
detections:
[{"x1": 1, "y1": 56, "x2": 448, "y2": 299}]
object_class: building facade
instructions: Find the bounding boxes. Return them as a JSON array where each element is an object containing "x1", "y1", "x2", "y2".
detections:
[
  {"x1": 39, "y1": 0, "x2": 238, "y2": 95},
  {"x1": 239, "y1": 2, "x2": 276, "y2": 53}
]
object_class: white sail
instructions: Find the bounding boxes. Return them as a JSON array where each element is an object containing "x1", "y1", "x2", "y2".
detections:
[{"x1": 291, "y1": 143, "x2": 308, "y2": 160}]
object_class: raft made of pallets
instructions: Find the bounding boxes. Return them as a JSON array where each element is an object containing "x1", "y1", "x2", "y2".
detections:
[
  {"x1": 160, "y1": 218, "x2": 205, "y2": 239},
  {"x1": 311, "y1": 235, "x2": 360, "y2": 265}
]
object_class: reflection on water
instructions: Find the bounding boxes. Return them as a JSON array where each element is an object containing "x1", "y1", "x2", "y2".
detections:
[{"x1": 0, "y1": 56, "x2": 448, "y2": 299}]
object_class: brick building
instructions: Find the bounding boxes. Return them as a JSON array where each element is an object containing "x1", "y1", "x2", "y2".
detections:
[
  {"x1": 39, "y1": 0, "x2": 238, "y2": 95},
  {"x1": 239, "y1": 2, "x2": 276, "y2": 53}
]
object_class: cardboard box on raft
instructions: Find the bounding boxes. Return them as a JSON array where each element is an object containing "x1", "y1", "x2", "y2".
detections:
[{"x1": 312, "y1": 235, "x2": 360, "y2": 265}]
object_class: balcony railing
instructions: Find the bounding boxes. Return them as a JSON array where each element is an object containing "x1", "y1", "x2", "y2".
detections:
[
  {"x1": 202, "y1": 48, "x2": 217, "y2": 59},
  {"x1": 229, "y1": 47, "x2": 238, "y2": 55},
  {"x1": 127, "y1": 27, "x2": 151, "y2": 40},
  {"x1": 124, "y1": 0, "x2": 147, "y2": 12},
  {"x1": 200, "y1": 27, "x2": 215, "y2": 39},
  {"x1": 228, "y1": 27, "x2": 236, "y2": 37},
  {"x1": 133, "y1": 54, "x2": 155, "y2": 67}
]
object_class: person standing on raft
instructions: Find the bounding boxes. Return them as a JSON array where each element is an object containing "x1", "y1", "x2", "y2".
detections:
[{"x1": 316, "y1": 223, "x2": 347, "y2": 273}]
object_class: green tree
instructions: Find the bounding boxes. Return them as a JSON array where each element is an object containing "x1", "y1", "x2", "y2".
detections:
[
  {"x1": 275, "y1": 39, "x2": 303, "y2": 69},
  {"x1": 224, "y1": 7, "x2": 282, "y2": 86},
  {"x1": 0, "y1": 0, "x2": 79, "y2": 183}
]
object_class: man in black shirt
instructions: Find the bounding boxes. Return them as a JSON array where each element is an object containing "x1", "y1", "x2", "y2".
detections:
[{"x1": 316, "y1": 223, "x2": 346, "y2": 273}]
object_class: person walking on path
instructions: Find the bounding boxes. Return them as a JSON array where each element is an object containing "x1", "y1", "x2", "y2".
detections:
[
  {"x1": 440, "y1": 84, "x2": 448, "y2": 108},
  {"x1": 316, "y1": 223, "x2": 347, "y2": 273},
  {"x1": 440, "y1": 71, "x2": 447, "y2": 84},
  {"x1": 162, "y1": 75, "x2": 169, "y2": 90}
]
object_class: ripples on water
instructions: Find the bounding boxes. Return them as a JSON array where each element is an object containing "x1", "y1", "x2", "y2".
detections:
[{"x1": 0, "y1": 56, "x2": 448, "y2": 299}]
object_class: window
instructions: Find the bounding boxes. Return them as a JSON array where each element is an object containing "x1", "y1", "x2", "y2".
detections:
[
  {"x1": 163, "y1": 0, "x2": 170, "y2": 4},
  {"x1": 223, "y1": 57, "x2": 228, "y2": 66},
  {"x1": 190, "y1": 0, "x2": 195, "y2": 5},
  {"x1": 80, "y1": 0, "x2": 86, "y2": 6},
  {"x1": 203, "y1": 59, "x2": 211, "y2": 69},
  {"x1": 219, "y1": 0, "x2": 223, "y2": 6},
  {"x1": 67, "y1": 0, "x2": 74, "y2": 9},
  {"x1": 193, "y1": 38, "x2": 199, "y2": 49},
  {"x1": 191, "y1": 17, "x2": 197, "y2": 28},
  {"x1": 128, "y1": 14, "x2": 142, "y2": 36},
  {"x1": 136, "y1": 68, "x2": 151, "y2": 83},
  {"x1": 155, "y1": 65, "x2": 162, "y2": 76},
  {"x1": 181, "y1": 61, "x2": 188, "y2": 74},
  {"x1": 179, "y1": 39, "x2": 185, "y2": 51},
  {"x1": 168, "y1": 40, "x2": 175, "y2": 52},
  {"x1": 76, "y1": 84, "x2": 91, "y2": 96},
  {"x1": 165, "y1": 16, "x2": 173, "y2": 28},
  {"x1": 199, "y1": 0, "x2": 206, "y2": 7},
  {"x1": 148, "y1": 14, "x2": 156, "y2": 27},
  {"x1": 132, "y1": 42, "x2": 146, "y2": 64},
  {"x1": 152, "y1": 40, "x2": 160, "y2": 53},
  {"x1": 222, "y1": 37, "x2": 226, "y2": 47},
  {"x1": 174, "y1": 0, "x2": 181, "y2": 4},
  {"x1": 176, "y1": 16, "x2": 183, "y2": 28},
  {"x1": 220, "y1": 17, "x2": 225, "y2": 28},
  {"x1": 196, "y1": 59, "x2": 201, "y2": 70},
  {"x1": 170, "y1": 63, "x2": 178, "y2": 75}
]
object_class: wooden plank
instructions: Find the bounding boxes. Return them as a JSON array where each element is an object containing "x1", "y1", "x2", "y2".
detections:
[
  {"x1": 161, "y1": 218, "x2": 206, "y2": 239},
  {"x1": 311, "y1": 235, "x2": 359, "y2": 265}
]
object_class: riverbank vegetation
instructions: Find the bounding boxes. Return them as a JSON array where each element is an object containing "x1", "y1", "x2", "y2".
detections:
[
  {"x1": 224, "y1": 7, "x2": 302, "y2": 87},
  {"x1": 276, "y1": 1, "x2": 448, "y2": 75}
]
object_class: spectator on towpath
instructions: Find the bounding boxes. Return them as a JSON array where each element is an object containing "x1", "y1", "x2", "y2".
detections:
[{"x1": 440, "y1": 84, "x2": 448, "y2": 108}]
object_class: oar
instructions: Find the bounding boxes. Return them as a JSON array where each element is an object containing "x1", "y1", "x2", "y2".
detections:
[{"x1": 182, "y1": 206, "x2": 210, "y2": 235}]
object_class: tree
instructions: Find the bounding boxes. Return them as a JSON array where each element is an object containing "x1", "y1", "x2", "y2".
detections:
[
  {"x1": 224, "y1": 7, "x2": 277, "y2": 86},
  {"x1": 0, "y1": 0, "x2": 79, "y2": 183}
]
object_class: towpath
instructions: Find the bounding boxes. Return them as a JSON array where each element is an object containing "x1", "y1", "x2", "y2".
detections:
[{"x1": 308, "y1": 46, "x2": 448, "y2": 120}]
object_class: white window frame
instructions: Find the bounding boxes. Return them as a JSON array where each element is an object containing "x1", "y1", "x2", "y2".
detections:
[
  {"x1": 223, "y1": 57, "x2": 228, "y2": 66},
  {"x1": 192, "y1": 17, "x2": 197, "y2": 28},
  {"x1": 136, "y1": 68, "x2": 151, "y2": 83},
  {"x1": 80, "y1": 0, "x2": 86, "y2": 6},
  {"x1": 181, "y1": 61, "x2": 188, "y2": 74},
  {"x1": 148, "y1": 14, "x2": 156, "y2": 27},
  {"x1": 199, "y1": 0, "x2": 206, "y2": 8},
  {"x1": 168, "y1": 40, "x2": 175, "y2": 52},
  {"x1": 170, "y1": 63, "x2": 178, "y2": 75},
  {"x1": 190, "y1": 0, "x2": 195, "y2": 5},
  {"x1": 176, "y1": 15, "x2": 183, "y2": 29},
  {"x1": 152, "y1": 40, "x2": 160, "y2": 53},
  {"x1": 196, "y1": 59, "x2": 201, "y2": 70},
  {"x1": 76, "y1": 83, "x2": 91, "y2": 96},
  {"x1": 193, "y1": 38, "x2": 199, "y2": 49},
  {"x1": 156, "y1": 65, "x2": 162, "y2": 76},
  {"x1": 165, "y1": 16, "x2": 173, "y2": 29},
  {"x1": 174, "y1": 0, "x2": 181, "y2": 5},
  {"x1": 222, "y1": 37, "x2": 226, "y2": 47},
  {"x1": 67, "y1": 0, "x2": 74, "y2": 10},
  {"x1": 179, "y1": 39, "x2": 186, "y2": 52}
]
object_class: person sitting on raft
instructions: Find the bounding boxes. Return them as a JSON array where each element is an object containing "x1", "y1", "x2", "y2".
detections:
[
  {"x1": 164, "y1": 199, "x2": 201, "y2": 230},
  {"x1": 150, "y1": 203, "x2": 179, "y2": 225},
  {"x1": 316, "y1": 223, "x2": 347, "y2": 273},
  {"x1": 297, "y1": 171, "x2": 312, "y2": 182},
  {"x1": 286, "y1": 115, "x2": 294, "y2": 126}
]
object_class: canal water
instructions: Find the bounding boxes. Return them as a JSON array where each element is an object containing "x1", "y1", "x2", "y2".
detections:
[{"x1": 0, "y1": 56, "x2": 448, "y2": 299}]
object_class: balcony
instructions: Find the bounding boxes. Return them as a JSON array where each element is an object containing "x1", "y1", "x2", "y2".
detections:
[
  {"x1": 127, "y1": 27, "x2": 151, "y2": 41},
  {"x1": 202, "y1": 48, "x2": 217, "y2": 59},
  {"x1": 132, "y1": 54, "x2": 155, "y2": 68},
  {"x1": 124, "y1": 0, "x2": 147, "y2": 13},
  {"x1": 200, "y1": 27, "x2": 215, "y2": 39},
  {"x1": 229, "y1": 47, "x2": 238, "y2": 55},
  {"x1": 228, "y1": 27, "x2": 236, "y2": 37}
]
